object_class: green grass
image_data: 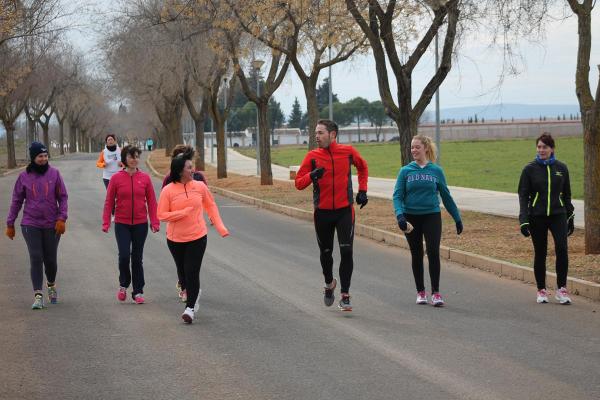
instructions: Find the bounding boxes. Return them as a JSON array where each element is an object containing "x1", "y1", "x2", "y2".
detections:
[{"x1": 237, "y1": 137, "x2": 584, "y2": 199}]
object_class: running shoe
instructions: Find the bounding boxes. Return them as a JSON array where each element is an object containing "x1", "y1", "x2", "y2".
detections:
[
  {"x1": 323, "y1": 278, "x2": 337, "y2": 307},
  {"x1": 416, "y1": 291, "x2": 428, "y2": 305},
  {"x1": 117, "y1": 287, "x2": 127, "y2": 302},
  {"x1": 179, "y1": 289, "x2": 187, "y2": 303},
  {"x1": 32, "y1": 293, "x2": 44, "y2": 310},
  {"x1": 431, "y1": 292, "x2": 445, "y2": 307},
  {"x1": 338, "y1": 293, "x2": 352, "y2": 312},
  {"x1": 47, "y1": 285, "x2": 58, "y2": 304},
  {"x1": 555, "y1": 287, "x2": 572, "y2": 305},
  {"x1": 536, "y1": 289, "x2": 549, "y2": 303},
  {"x1": 133, "y1": 293, "x2": 145, "y2": 304},
  {"x1": 182, "y1": 307, "x2": 194, "y2": 324}
]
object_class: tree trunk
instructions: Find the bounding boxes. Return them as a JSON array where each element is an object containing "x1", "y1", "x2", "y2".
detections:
[
  {"x1": 303, "y1": 80, "x2": 319, "y2": 150},
  {"x1": 258, "y1": 101, "x2": 272, "y2": 185},
  {"x1": 583, "y1": 117, "x2": 600, "y2": 253},
  {"x1": 5, "y1": 121, "x2": 17, "y2": 169},
  {"x1": 27, "y1": 117, "x2": 35, "y2": 146},
  {"x1": 69, "y1": 122, "x2": 77, "y2": 153},
  {"x1": 395, "y1": 110, "x2": 418, "y2": 166},
  {"x1": 58, "y1": 120, "x2": 65, "y2": 155},
  {"x1": 41, "y1": 123, "x2": 49, "y2": 149},
  {"x1": 194, "y1": 118, "x2": 206, "y2": 171},
  {"x1": 215, "y1": 118, "x2": 227, "y2": 179}
]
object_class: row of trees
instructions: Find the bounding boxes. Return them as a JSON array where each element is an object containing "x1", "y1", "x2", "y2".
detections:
[
  {"x1": 100, "y1": 0, "x2": 599, "y2": 254},
  {"x1": 1, "y1": 0, "x2": 117, "y2": 169}
]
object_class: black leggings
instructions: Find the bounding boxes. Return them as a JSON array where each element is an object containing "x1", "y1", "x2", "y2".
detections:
[
  {"x1": 314, "y1": 207, "x2": 355, "y2": 293},
  {"x1": 529, "y1": 214, "x2": 569, "y2": 289},
  {"x1": 21, "y1": 226, "x2": 60, "y2": 291},
  {"x1": 167, "y1": 236, "x2": 207, "y2": 309},
  {"x1": 404, "y1": 212, "x2": 442, "y2": 293},
  {"x1": 115, "y1": 223, "x2": 148, "y2": 296}
]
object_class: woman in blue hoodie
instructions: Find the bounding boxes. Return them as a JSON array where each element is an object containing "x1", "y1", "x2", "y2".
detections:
[{"x1": 393, "y1": 135, "x2": 462, "y2": 307}]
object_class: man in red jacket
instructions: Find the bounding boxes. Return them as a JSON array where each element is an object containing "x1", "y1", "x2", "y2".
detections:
[{"x1": 295, "y1": 119, "x2": 369, "y2": 311}]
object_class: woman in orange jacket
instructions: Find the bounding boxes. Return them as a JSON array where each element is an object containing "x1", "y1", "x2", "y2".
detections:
[{"x1": 158, "y1": 154, "x2": 229, "y2": 324}]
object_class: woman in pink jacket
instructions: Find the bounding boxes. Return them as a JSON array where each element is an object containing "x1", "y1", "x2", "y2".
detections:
[
  {"x1": 102, "y1": 146, "x2": 159, "y2": 304},
  {"x1": 158, "y1": 154, "x2": 229, "y2": 324}
]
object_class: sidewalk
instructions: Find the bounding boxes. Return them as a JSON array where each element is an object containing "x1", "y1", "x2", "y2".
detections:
[{"x1": 212, "y1": 149, "x2": 585, "y2": 228}]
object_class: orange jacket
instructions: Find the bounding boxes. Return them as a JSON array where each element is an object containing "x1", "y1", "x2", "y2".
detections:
[
  {"x1": 96, "y1": 151, "x2": 105, "y2": 168},
  {"x1": 158, "y1": 180, "x2": 228, "y2": 242}
]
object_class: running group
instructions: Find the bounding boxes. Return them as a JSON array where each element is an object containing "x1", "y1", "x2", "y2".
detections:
[{"x1": 5, "y1": 120, "x2": 576, "y2": 323}]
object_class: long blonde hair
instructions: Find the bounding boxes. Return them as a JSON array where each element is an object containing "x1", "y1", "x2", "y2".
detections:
[{"x1": 412, "y1": 134, "x2": 437, "y2": 163}]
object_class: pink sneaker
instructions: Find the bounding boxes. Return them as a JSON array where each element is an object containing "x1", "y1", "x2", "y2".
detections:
[
  {"x1": 117, "y1": 287, "x2": 127, "y2": 302},
  {"x1": 133, "y1": 293, "x2": 145, "y2": 304},
  {"x1": 416, "y1": 291, "x2": 428, "y2": 304},
  {"x1": 179, "y1": 289, "x2": 187, "y2": 303}
]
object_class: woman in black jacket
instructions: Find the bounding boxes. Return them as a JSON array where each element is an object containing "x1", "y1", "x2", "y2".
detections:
[{"x1": 518, "y1": 133, "x2": 575, "y2": 304}]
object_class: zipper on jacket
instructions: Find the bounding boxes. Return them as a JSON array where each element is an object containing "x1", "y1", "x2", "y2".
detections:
[
  {"x1": 547, "y1": 165, "x2": 551, "y2": 216},
  {"x1": 532, "y1": 192, "x2": 539, "y2": 207},
  {"x1": 328, "y1": 148, "x2": 335, "y2": 209},
  {"x1": 131, "y1": 174, "x2": 135, "y2": 224}
]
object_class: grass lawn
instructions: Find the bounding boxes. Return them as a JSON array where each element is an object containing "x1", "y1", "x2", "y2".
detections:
[{"x1": 236, "y1": 137, "x2": 584, "y2": 199}]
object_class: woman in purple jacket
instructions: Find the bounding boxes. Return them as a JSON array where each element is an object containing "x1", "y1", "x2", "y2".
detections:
[{"x1": 5, "y1": 142, "x2": 68, "y2": 309}]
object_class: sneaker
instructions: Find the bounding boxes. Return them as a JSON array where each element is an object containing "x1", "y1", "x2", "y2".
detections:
[
  {"x1": 182, "y1": 307, "x2": 194, "y2": 324},
  {"x1": 536, "y1": 289, "x2": 549, "y2": 304},
  {"x1": 133, "y1": 293, "x2": 145, "y2": 304},
  {"x1": 117, "y1": 287, "x2": 127, "y2": 302},
  {"x1": 555, "y1": 287, "x2": 572, "y2": 305},
  {"x1": 47, "y1": 285, "x2": 58, "y2": 304},
  {"x1": 338, "y1": 293, "x2": 352, "y2": 312},
  {"x1": 416, "y1": 291, "x2": 428, "y2": 305},
  {"x1": 323, "y1": 278, "x2": 337, "y2": 307},
  {"x1": 179, "y1": 289, "x2": 187, "y2": 303},
  {"x1": 32, "y1": 293, "x2": 44, "y2": 310},
  {"x1": 431, "y1": 292, "x2": 445, "y2": 307}
]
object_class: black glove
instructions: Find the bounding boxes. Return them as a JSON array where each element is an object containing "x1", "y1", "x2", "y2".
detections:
[
  {"x1": 355, "y1": 191, "x2": 368, "y2": 209},
  {"x1": 456, "y1": 220, "x2": 463, "y2": 235},
  {"x1": 310, "y1": 167, "x2": 324, "y2": 181},
  {"x1": 396, "y1": 214, "x2": 407, "y2": 231},
  {"x1": 567, "y1": 215, "x2": 575, "y2": 236},
  {"x1": 520, "y1": 223, "x2": 530, "y2": 237}
]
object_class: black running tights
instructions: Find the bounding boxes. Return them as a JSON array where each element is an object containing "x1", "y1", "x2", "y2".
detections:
[{"x1": 404, "y1": 212, "x2": 442, "y2": 293}]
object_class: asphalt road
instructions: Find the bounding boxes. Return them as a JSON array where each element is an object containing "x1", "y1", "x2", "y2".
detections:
[{"x1": 1, "y1": 154, "x2": 599, "y2": 400}]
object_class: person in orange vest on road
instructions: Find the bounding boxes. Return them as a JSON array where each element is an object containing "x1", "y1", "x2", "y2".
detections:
[{"x1": 295, "y1": 119, "x2": 368, "y2": 312}]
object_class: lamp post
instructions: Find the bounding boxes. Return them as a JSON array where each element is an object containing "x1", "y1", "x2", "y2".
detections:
[
  {"x1": 435, "y1": 32, "x2": 441, "y2": 164},
  {"x1": 252, "y1": 59, "x2": 264, "y2": 176}
]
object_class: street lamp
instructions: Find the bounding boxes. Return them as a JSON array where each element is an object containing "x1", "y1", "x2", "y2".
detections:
[
  {"x1": 435, "y1": 32, "x2": 441, "y2": 164},
  {"x1": 252, "y1": 59, "x2": 264, "y2": 176}
]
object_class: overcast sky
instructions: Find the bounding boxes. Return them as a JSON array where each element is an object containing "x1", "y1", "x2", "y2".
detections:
[{"x1": 69, "y1": 2, "x2": 600, "y2": 117}]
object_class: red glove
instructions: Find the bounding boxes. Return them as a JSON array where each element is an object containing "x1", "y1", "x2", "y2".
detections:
[
  {"x1": 55, "y1": 220, "x2": 66, "y2": 235},
  {"x1": 5, "y1": 226, "x2": 15, "y2": 240}
]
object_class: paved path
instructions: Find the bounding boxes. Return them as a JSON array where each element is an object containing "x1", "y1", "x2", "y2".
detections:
[
  {"x1": 1, "y1": 154, "x2": 599, "y2": 399},
  {"x1": 217, "y1": 149, "x2": 585, "y2": 228}
]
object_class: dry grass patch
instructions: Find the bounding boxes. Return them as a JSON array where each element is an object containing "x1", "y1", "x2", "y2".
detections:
[{"x1": 149, "y1": 150, "x2": 600, "y2": 284}]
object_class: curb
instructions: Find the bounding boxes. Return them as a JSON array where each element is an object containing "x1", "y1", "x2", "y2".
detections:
[
  {"x1": 147, "y1": 155, "x2": 600, "y2": 302},
  {"x1": 145, "y1": 152, "x2": 162, "y2": 178}
]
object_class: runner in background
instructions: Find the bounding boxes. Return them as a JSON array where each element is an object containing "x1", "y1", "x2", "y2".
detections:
[{"x1": 96, "y1": 134, "x2": 122, "y2": 189}]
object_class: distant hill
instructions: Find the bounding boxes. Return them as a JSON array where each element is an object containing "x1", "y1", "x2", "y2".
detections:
[{"x1": 436, "y1": 104, "x2": 580, "y2": 121}]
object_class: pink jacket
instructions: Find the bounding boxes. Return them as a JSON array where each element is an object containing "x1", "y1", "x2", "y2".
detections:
[{"x1": 103, "y1": 170, "x2": 159, "y2": 231}]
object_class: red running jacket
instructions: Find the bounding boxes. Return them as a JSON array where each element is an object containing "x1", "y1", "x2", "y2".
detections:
[
  {"x1": 103, "y1": 169, "x2": 159, "y2": 231},
  {"x1": 295, "y1": 140, "x2": 368, "y2": 210}
]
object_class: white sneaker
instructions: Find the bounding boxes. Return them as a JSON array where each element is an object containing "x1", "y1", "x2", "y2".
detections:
[
  {"x1": 536, "y1": 289, "x2": 549, "y2": 304},
  {"x1": 194, "y1": 289, "x2": 201, "y2": 313},
  {"x1": 181, "y1": 307, "x2": 194, "y2": 324},
  {"x1": 416, "y1": 291, "x2": 428, "y2": 305},
  {"x1": 555, "y1": 287, "x2": 572, "y2": 305},
  {"x1": 431, "y1": 292, "x2": 444, "y2": 307}
]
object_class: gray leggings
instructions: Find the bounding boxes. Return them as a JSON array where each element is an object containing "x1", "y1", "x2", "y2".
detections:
[{"x1": 21, "y1": 226, "x2": 60, "y2": 291}]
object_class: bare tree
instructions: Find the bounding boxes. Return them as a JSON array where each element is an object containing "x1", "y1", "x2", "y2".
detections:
[{"x1": 566, "y1": 0, "x2": 600, "y2": 254}]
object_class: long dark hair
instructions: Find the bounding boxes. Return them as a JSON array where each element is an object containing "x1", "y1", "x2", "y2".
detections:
[{"x1": 169, "y1": 154, "x2": 188, "y2": 183}]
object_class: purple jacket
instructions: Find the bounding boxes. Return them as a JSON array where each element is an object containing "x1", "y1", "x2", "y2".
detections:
[{"x1": 6, "y1": 166, "x2": 68, "y2": 228}]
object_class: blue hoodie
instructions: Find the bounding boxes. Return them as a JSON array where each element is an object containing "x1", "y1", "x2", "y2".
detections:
[{"x1": 393, "y1": 161, "x2": 461, "y2": 222}]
